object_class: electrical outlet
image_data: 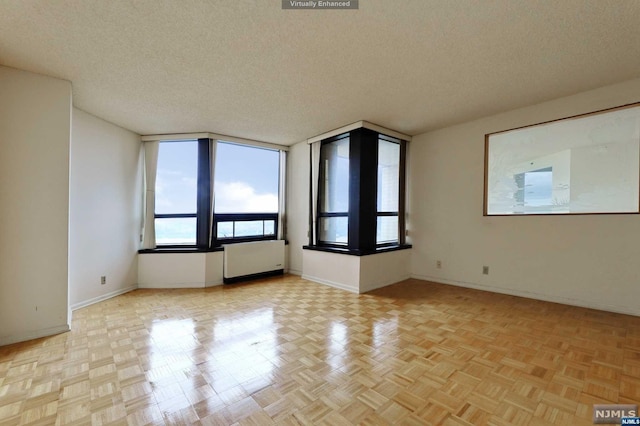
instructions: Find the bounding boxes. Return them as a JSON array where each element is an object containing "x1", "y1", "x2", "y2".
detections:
[
  {"x1": 482, "y1": 266, "x2": 489, "y2": 275},
  {"x1": 100, "y1": 276, "x2": 107, "y2": 285},
  {"x1": 436, "y1": 260, "x2": 442, "y2": 269}
]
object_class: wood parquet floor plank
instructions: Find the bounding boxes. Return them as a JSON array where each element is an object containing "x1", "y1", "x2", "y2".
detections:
[{"x1": 1, "y1": 276, "x2": 639, "y2": 425}]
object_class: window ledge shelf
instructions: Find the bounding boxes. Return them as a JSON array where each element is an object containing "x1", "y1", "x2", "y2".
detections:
[
  {"x1": 302, "y1": 244, "x2": 411, "y2": 257},
  {"x1": 138, "y1": 247, "x2": 224, "y2": 254},
  {"x1": 139, "y1": 240, "x2": 289, "y2": 254}
]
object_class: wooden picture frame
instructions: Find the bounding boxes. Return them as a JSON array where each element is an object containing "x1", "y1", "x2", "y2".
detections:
[{"x1": 484, "y1": 103, "x2": 640, "y2": 216}]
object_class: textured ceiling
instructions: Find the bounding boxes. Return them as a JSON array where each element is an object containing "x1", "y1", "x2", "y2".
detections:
[{"x1": 1, "y1": 0, "x2": 640, "y2": 145}]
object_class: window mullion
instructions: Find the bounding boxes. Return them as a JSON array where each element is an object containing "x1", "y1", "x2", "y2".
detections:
[
  {"x1": 196, "y1": 138, "x2": 212, "y2": 249},
  {"x1": 398, "y1": 139, "x2": 407, "y2": 245},
  {"x1": 348, "y1": 128, "x2": 378, "y2": 252}
]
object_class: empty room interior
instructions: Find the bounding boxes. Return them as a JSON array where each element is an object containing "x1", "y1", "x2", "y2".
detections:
[{"x1": 2, "y1": 1, "x2": 640, "y2": 425}]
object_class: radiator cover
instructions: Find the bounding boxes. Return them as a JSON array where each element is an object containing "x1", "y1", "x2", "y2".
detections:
[{"x1": 223, "y1": 240, "x2": 285, "y2": 284}]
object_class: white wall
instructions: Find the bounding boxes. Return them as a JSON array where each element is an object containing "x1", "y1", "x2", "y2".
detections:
[
  {"x1": 302, "y1": 249, "x2": 411, "y2": 293},
  {"x1": 286, "y1": 141, "x2": 310, "y2": 275},
  {"x1": 69, "y1": 108, "x2": 142, "y2": 310},
  {"x1": 204, "y1": 252, "x2": 224, "y2": 287},
  {"x1": 0, "y1": 66, "x2": 72, "y2": 345},
  {"x1": 139, "y1": 252, "x2": 223, "y2": 288},
  {"x1": 139, "y1": 253, "x2": 207, "y2": 288},
  {"x1": 359, "y1": 250, "x2": 411, "y2": 293},
  {"x1": 410, "y1": 77, "x2": 640, "y2": 316},
  {"x1": 302, "y1": 250, "x2": 360, "y2": 292}
]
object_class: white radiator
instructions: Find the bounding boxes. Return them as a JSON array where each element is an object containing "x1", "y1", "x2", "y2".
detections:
[{"x1": 223, "y1": 240, "x2": 285, "y2": 283}]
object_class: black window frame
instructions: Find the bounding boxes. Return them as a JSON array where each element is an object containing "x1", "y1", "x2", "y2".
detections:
[
  {"x1": 153, "y1": 138, "x2": 281, "y2": 250},
  {"x1": 375, "y1": 134, "x2": 403, "y2": 247},
  {"x1": 153, "y1": 138, "x2": 210, "y2": 249},
  {"x1": 314, "y1": 128, "x2": 408, "y2": 254},
  {"x1": 213, "y1": 213, "x2": 278, "y2": 245},
  {"x1": 316, "y1": 133, "x2": 350, "y2": 247}
]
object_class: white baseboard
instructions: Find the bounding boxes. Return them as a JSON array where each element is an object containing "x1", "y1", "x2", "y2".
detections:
[
  {"x1": 287, "y1": 268, "x2": 302, "y2": 276},
  {"x1": 411, "y1": 274, "x2": 639, "y2": 317},
  {"x1": 70, "y1": 285, "x2": 138, "y2": 311},
  {"x1": 302, "y1": 274, "x2": 359, "y2": 294},
  {"x1": 137, "y1": 281, "x2": 205, "y2": 289},
  {"x1": 205, "y1": 280, "x2": 223, "y2": 288},
  {"x1": 0, "y1": 324, "x2": 70, "y2": 346}
]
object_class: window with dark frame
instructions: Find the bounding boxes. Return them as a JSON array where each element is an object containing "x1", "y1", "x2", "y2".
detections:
[
  {"x1": 154, "y1": 139, "x2": 204, "y2": 247},
  {"x1": 153, "y1": 139, "x2": 282, "y2": 249},
  {"x1": 317, "y1": 134, "x2": 350, "y2": 245},
  {"x1": 212, "y1": 141, "x2": 281, "y2": 246},
  {"x1": 377, "y1": 136, "x2": 401, "y2": 244},
  {"x1": 214, "y1": 213, "x2": 278, "y2": 244},
  {"x1": 315, "y1": 128, "x2": 407, "y2": 253}
]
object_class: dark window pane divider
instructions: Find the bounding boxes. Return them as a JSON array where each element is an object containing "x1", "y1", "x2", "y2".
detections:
[
  {"x1": 212, "y1": 213, "x2": 278, "y2": 246},
  {"x1": 155, "y1": 213, "x2": 197, "y2": 219},
  {"x1": 196, "y1": 139, "x2": 212, "y2": 249},
  {"x1": 314, "y1": 128, "x2": 407, "y2": 251}
]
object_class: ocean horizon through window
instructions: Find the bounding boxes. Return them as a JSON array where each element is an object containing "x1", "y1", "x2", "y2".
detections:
[{"x1": 148, "y1": 137, "x2": 285, "y2": 249}]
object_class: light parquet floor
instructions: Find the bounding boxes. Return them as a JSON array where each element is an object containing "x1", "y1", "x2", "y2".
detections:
[{"x1": 1, "y1": 275, "x2": 639, "y2": 425}]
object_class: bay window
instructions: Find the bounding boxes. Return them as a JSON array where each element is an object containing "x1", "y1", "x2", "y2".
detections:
[
  {"x1": 143, "y1": 137, "x2": 285, "y2": 250},
  {"x1": 311, "y1": 127, "x2": 407, "y2": 254}
]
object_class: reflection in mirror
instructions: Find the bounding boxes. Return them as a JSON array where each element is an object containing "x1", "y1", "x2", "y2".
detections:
[{"x1": 485, "y1": 103, "x2": 640, "y2": 215}]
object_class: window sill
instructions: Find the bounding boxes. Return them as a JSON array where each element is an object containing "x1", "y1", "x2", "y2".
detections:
[
  {"x1": 302, "y1": 244, "x2": 411, "y2": 257},
  {"x1": 139, "y1": 240, "x2": 289, "y2": 254},
  {"x1": 138, "y1": 247, "x2": 224, "y2": 254}
]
